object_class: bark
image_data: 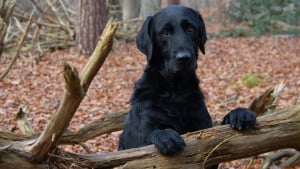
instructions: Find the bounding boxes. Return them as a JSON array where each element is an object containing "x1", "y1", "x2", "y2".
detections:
[
  {"x1": 0, "y1": 109, "x2": 128, "y2": 144},
  {"x1": 0, "y1": 150, "x2": 43, "y2": 169},
  {"x1": 77, "y1": 0, "x2": 108, "y2": 55},
  {"x1": 59, "y1": 105, "x2": 300, "y2": 169},
  {"x1": 121, "y1": 0, "x2": 140, "y2": 31},
  {"x1": 0, "y1": 0, "x2": 16, "y2": 56},
  {"x1": 28, "y1": 61, "x2": 85, "y2": 161},
  {"x1": 61, "y1": 110, "x2": 128, "y2": 144},
  {"x1": 249, "y1": 83, "x2": 285, "y2": 116},
  {"x1": 140, "y1": 0, "x2": 161, "y2": 18},
  {"x1": 122, "y1": 0, "x2": 140, "y2": 21},
  {"x1": 166, "y1": 0, "x2": 180, "y2": 5}
]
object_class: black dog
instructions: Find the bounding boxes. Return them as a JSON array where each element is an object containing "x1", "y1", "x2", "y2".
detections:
[{"x1": 118, "y1": 5, "x2": 256, "y2": 168}]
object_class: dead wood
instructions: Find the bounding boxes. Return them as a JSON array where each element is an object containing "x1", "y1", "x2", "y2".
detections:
[
  {"x1": 28, "y1": 61, "x2": 85, "y2": 161},
  {"x1": 0, "y1": 83, "x2": 285, "y2": 145},
  {"x1": 28, "y1": 21, "x2": 118, "y2": 161},
  {"x1": 14, "y1": 107, "x2": 35, "y2": 136},
  {"x1": 61, "y1": 82, "x2": 286, "y2": 144},
  {"x1": 61, "y1": 110, "x2": 128, "y2": 144},
  {"x1": 0, "y1": 0, "x2": 16, "y2": 56},
  {"x1": 0, "y1": 14, "x2": 33, "y2": 81},
  {"x1": 0, "y1": 109, "x2": 128, "y2": 144},
  {"x1": 249, "y1": 83, "x2": 285, "y2": 116},
  {"x1": 0, "y1": 21, "x2": 118, "y2": 164},
  {"x1": 260, "y1": 150, "x2": 299, "y2": 169},
  {"x1": 279, "y1": 151, "x2": 300, "y2": 167},
  {"x1": 48, "y1": 104, "x2": 300, "y2": 169},
  {"x1": 0, "y1": 60, "x2": 299, "y2": 169},
  {"x1": 4, "y1": 0, "x2": 75, "y2": 54}
]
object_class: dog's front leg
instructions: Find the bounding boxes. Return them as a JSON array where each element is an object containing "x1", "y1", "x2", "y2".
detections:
[{"x1": 146, "y1": 128, "x2": 186, "y2": 155}]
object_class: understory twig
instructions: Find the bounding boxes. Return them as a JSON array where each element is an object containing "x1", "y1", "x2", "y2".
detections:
[{"x1": 0, "y1": 14, "x2": 33, "y2": 81}]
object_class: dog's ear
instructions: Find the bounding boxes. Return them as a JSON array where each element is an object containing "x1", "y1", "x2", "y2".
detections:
[
  {"x1": 136, "y1": 16, "x2": 153, "y2": 61},
  {"x1": 197, "y1": 13, "x2": 207, "y2": 55}
]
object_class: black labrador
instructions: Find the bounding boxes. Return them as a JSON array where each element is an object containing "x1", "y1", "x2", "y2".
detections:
[{"x1": 118, "y1": 5, "x2": 256, "y2": 168}]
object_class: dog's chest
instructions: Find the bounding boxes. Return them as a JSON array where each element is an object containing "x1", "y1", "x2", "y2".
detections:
[
  {"x1": 156, "y1": 89, "x2": 199, "y2": 117},
  {"x1": 153, "y1": 94, "x2": 198, "y2": 133}
]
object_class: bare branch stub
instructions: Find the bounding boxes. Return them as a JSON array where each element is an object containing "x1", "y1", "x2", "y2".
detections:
[{"x1": 28, "y1": 21, "x2": 119, "y2": 161}]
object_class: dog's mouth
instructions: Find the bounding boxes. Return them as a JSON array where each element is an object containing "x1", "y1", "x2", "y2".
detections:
[
  {"x1": 174, "y1": 52, "x2": 196, "y2": 71},
  {"x1": 175, "y1": 60, "x2": 196, "y2": 74},
  {"x1": 161, "y1": 57, "x2": 196, "y2": 77}
]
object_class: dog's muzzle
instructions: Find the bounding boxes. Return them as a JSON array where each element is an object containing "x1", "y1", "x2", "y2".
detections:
[{"x1": 175, "y1": 51, "x2": 191, "y2": 63}]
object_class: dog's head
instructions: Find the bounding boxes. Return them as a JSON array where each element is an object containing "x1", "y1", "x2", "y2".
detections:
[{"x1": 136, "y1": 5, "x2": 207, "y2": 78}]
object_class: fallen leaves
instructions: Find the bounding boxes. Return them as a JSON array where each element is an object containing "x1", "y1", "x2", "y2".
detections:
[{"x1": 0, "y1": 36, "x2": 300, "y2": 168}]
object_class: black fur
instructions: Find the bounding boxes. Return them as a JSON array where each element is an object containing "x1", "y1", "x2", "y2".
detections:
[{"x1": 118, "y1": 5, "x2": 256, "y2": 168}]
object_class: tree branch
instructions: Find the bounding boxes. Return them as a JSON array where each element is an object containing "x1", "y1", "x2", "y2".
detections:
[
  {"x1": 28, "y1": 62, "x2": 84, "y2": 161},
  {"x1": 28, "y1": 21, "x2": 118, "y2": 161},
  {"x1": 80, "y1": 20, "x2": 118, "y2": 92},
  {"x1": 61, "y1": 110, "x2": 127, "y2": 144},
  {"x1": 0, "y1": 13, "x2": 33, "y2": 81},
  {"x1": 57, "y1": 104, "x2": 300, "y2": 169}
]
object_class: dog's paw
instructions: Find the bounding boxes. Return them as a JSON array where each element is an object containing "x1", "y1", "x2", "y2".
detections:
[
  {"x1": 222, "y1": 108, "x2": 256, "y2": 131},
  {"x1": 147, "y1": 128, "x2": 186, "y2": 155}
]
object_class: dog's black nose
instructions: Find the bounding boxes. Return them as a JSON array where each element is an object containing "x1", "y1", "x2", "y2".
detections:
[{"x1": 176, "y1": 51, "x2": 191, "y2": 62}]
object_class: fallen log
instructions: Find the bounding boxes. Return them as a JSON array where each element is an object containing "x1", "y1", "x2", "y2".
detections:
[
  {"x1": 56, "y1": 104, "x2": 300, "y2": 168},
  {"x1": 2, "y1": 92, "x2": 298, "y2": 169},
  {"x1": 0, "y1": 82, "x2": 286, "y2": 145}
]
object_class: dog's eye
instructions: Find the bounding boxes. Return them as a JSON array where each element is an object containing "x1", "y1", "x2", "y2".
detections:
[
  {"x1": 186, "y1": 27, "x2": 195, "y2": 32},
  {"x1": 161, "y1": 30, "x2": 171, "y2": 36}
]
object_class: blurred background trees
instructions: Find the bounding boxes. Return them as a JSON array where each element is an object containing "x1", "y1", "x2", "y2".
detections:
[
  {"x1": 225, "y1": 0, "x2": 300, "y2": 36},
  {"x1": 1, "y1": 0, "x2": 299, "y2": 55}
]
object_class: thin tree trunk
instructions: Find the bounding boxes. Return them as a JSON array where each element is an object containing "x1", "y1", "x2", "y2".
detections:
[
  {"x1": 167, "y1": 0, "x2": 180, "y2": 5},
  {"x1": 140, "y1": 0, "x2": 161, "y2": 18},
  {"x1": 77, "y1": 0, "x2": 108, "y2": 55}
]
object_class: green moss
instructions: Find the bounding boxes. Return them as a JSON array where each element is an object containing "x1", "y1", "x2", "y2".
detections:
[{"x1": 242, "y1": 74, "x2": 261, "y2": 88}]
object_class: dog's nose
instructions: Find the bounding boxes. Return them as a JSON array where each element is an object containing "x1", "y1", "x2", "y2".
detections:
[{"x1": 176, "y1": 51, "x2": 191, "y2": 62}]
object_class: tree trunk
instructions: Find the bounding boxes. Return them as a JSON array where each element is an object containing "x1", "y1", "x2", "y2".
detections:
[
  {"x1": 140, "y1": 0, "x2": 161, "y2": 18},
  {"x1": 122, "y1": 0, "x2": 140, "y2": 21},
  {"x1": 167, "y1": 0, "x2": 180, "y2": 5},
  {"x1": 76, "y1": 0, "x2": 108, "y2": 55}
]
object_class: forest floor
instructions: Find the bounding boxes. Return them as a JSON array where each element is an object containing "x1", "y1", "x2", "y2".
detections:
[{"x1": 1, "y1": 36, "x2": 300, "y2": 168}]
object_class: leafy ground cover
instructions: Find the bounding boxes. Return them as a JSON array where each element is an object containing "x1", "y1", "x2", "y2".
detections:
[{"x1": 0, "y1": 36, "x2": 300, "y2": 168}]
